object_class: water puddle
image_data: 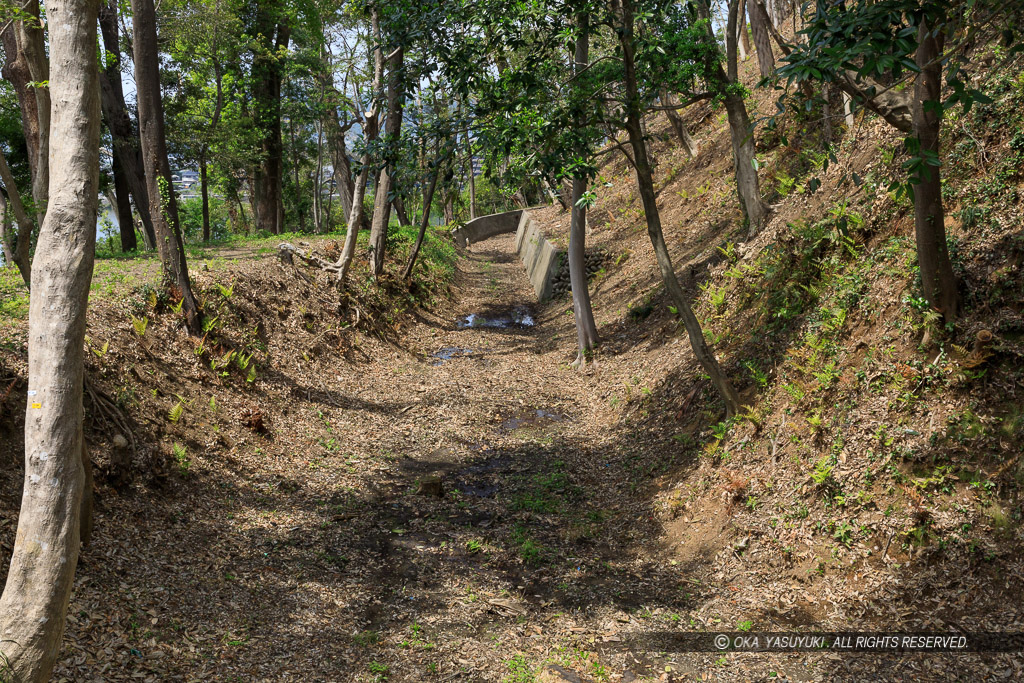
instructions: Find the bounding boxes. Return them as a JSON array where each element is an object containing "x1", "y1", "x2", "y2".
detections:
[
  {"x1": 455, "y1": 482, "x2": 500, "y2": 498},
  {"x1": 456, "y1": 308, "x2": 535, "y2": 329},
  {"x1": 499, "y1": 408, "x2": 566, "y2": 432},
  {"x1": 453, "y1": 455, "x2": 511, "y2": 498},
  {"x1": 430, "y1": 347, "x2": 474, "y2": 365}
]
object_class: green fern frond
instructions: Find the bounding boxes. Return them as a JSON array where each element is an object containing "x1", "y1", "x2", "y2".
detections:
[{"x1": 131, "y1": 316, "x2": 149, "y2": 337}]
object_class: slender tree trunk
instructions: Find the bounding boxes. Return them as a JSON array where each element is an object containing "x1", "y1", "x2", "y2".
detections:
[
  {"x1": 0, "y1": 25, "x2": 41, "y2": 182},
  {"x1": 0, "y1": 193, "x2": 12, "y2": 266},
  {"x1": 723, "y1": 92, "x2": 768, "y2": 236},
  {"x1": 739, "y1": 0, "x2": 752, "y2": 57},
  {"x1": 394, "y1": 195, "x2": 411, "y2": 226},
  {"x1": 285, "y1": 109, "x2": 305, "y2": 234},
  {"x1": 132, "y1": 0, "x2": 203, "y2": 335},
  {"x1": 912, "y1": 18, "x2": 958, "y2": 322},
  {"x1": 200, "y1": 153, "x2": 210, "y2": 241},
  {"x1": 401, "y1": 155, "x2": 442, "y2": 280},
  {"x1": 98, "y1": 0, "x2": 156, "y2": 249},
  {"x1": 843, "y1": 91, "x2": 855, "y2": 129},
  {"x1": 568, "y1": 12, "x2": 599, "y2": 368},
  {"x1": 443, "y1": 191, "x2": 455, "y2": 224},
  {"x1": 232, "y1": 185, "x2": 249, "y2": 231},
  {"x1": 112, "y1": 153, "x2": 137, "y2": 251},
  {"x1": 337, "y1": 7, "x2": 383, "y2": 282},
  {"x1": 368, "y1": 46, "x2": 406, "y2": 279},
  {"x1": 0, "y1": 2, "x2": 99, "y2": 679},
  {"x1": 661, "y1": 90, "x2": 699, "y2": 158},
  {"x1": 313, "y1": 118, "x2": 324, "y2": 233},
  {"x1": 466, "y1": 130, "x2": 477, "y2": 220},
  {"x1": 737, "y1": 0, "x2": 748, "y2": 61},
  {"x1": 618, "y1": 0, "x2": 741, "y2": 416},
  {"x1": 721, "y1": 0, "x2": 769, "y2": 236},
  {"x1": 0, "y1": 149, "x2": 35, "y2": 286},
  {"x1": 10, "y1": 0, "x2": 49, "y2": 226},
  {"x1": 748, "y1": 0, "x2": 776, "y2": 78}
]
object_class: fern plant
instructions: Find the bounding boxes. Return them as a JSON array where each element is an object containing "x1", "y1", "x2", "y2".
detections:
[
  {"x1": 91, "y1": 340, "x2": 109, "y2": 358},
  {"x1": 131, "y1": 316, "x2": 149, "y2": 337},
  {"x1": 171, "y1": 443, "x2": 190, "y2": 474},
  {"x1": 811, "y1": 457, "x2": 834, "y2": 485},
  {"x1": 168, "y1": 401, "x2": 185, "y2": 423}
]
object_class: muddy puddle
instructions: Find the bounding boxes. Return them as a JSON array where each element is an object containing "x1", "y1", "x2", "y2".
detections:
[
  {"x1": 498, "y1": 408, "x2": 566, "y2": 432},
  {"x1": 430, "y1": 347, "x2": 474, "y2": 365},
  {"x1": 456, "y1": 308, "x2": 535, "y2": 329}
]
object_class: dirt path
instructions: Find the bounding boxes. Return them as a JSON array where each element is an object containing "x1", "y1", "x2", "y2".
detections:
[
  {"x1": 47, "y1": 233, "x2": 1009, "y2": 683},
  {"x1": 51, "y1": 234, "x2": 689, "y2": 682}
]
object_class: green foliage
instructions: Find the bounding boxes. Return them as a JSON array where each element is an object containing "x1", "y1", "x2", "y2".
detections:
[
  {"x1": 504, "y1": 654, "x2": 537, "y2": 683},
  {"x1": 172, "y1": 443, "x2": 190, "y2": 474},
  {"x1": 178, "y1": 196, "x2": 232, "y2": 242},
  {"x1": 811, "y1": 457, "x2": 835, "y2": 486},
  {"x1": 0, "y1": 269, "x2": 29, "y2": 322},
  {"x1": 131, "y1": 316, "x2": 149, "y2": 337},
  {"x1": 388, "y1": 224, "x2": 458, "y2": 287}
]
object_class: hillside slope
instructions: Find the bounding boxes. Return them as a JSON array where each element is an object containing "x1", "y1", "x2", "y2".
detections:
[{"x1": 0, "y1": 48, "x2": 1022, "y2": 683}]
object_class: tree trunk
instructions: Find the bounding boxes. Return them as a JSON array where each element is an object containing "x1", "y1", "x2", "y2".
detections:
[
  {"x1": 0, "y1": 25, "x2": 41, "y2": 184},
  {"x1": 0, "y1": 192, "x2": 13, "y2": 266},
  {"x1": 661, "y1": 90, "x2": 699, "y2": 158},
  {"x1": 313, "y1": 119, "x2": 324, "y2": 233},
  {"x1": 911, "y1": 18, "x2": 958, "y2": 321},
  {"x1": 337, "y1": 7, "x2": 383, "y2": 283},
  {"x1": 723, "y1": 92, "x2": 768, "y2": 236},
  {"x1": 328, "y1": 114, "x2": 355, "y2": 228},
  {"x1": 112, "y1": 153, "x2": 137, "y2": 251},
  {"x1": 443, "y1": 191, "x2": 455, "y2": 224},
  {"x1": 252, "y1": 6, "x2": 290, "y2": 235},
  {"x1": 466, "y1": 136, "x2": 477, "y2": 220},
  {"x1": 401, "y1": 158, "x2": 442, "y2": 280},
  {"x1": 132, "y1": 0, "x2": 203, "y2": 335},
  {"x1": 286, "y1": 110, "x2": 304, "y2": 234},
  {"x1": 843, "y1": 91, "x2": 855, "y2": 129},
  {"x1": 98, "y1": 0, "x2": 156, "y2": 249},
  {"x1": 200, "y1": 153, "x2": 210, "y2": 241},
  {"x1": 232, "y1": 185, "x2": 249, "y2": 231},
  {"x1": 7, "y1": 0, "x2": 50, "y2": 226},
  {"x1": 368, "y1": 46, "x2": 406, "y2": 279},
  {"x1": 748, "y1": 0, "x2": 776, "y2": 79},
  {"x1": 0, "y1": 1, "x2": 99, "y2": 678},
  {"x1": 394, "y1": 195, "x2": 411, "y2": 227},
  {"x1": 0, "y1": 148, "x2": 35, "y2": 286},
  {"x1": 568, "y1": 12, "x2": 599, "y2": 368},
  {"x1": 737, "y1": 0, "x2": 748, "y2": 61},
  {"x1": 721, "y1": 0, "x2": 768, "y2": 236},
  {"x1": 739, "y1": 0, "x2": 752, "y2": 57},
  {"x1": 617, "y1": 0, "x2": 741, "y2": 417}
]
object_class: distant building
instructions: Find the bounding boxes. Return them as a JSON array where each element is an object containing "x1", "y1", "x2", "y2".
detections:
[{"x1": 173, "y1": 169, "x2": 200, "y2": 197}]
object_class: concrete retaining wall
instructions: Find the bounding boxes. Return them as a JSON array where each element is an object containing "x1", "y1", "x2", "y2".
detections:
[
  {"x1": 515, "y1": 212, "x2": 563, "y2": 301},
  {"x1": 451, "y1": 210, "x2": 523, "y2": 248}
]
